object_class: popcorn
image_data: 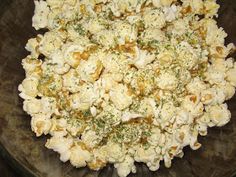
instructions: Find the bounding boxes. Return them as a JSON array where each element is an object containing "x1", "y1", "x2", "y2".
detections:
[
  {"x1": 31, "y1": 114, "x2": 52, "y2": 137},
  {"x1": 176, "y1": 110, "x2": 193, "y2": 125},
  {"x1": 163, "y1": 5, "x2": 178, "y2": 22},
  {"x1": 77, "y1": 59, "x2": 104, "y2": 83},
  {"x1": 143, "y1": 9, "x2": 166, "y2": 29},
  {"x1": 50, "y1": 118, "x2": 68, "y2": 137},
  {"x1": 226, "y1": 65, "x2": 236, "y2": 86},
  {"x1": 134, "y1": 48, "x2": 155, "y2": 69},
  {"x1": 109, "y1": 84, "x2": 133, "y2": 110},
  {"x1": 106, "y1": 142, "x2": 125, "y2": 163},
  {"x1": 19, "y1": 1, "x2": 236, "y2": 177},
  {"x1": 206, "y1": 104, "x2": 231, "y2": 127},
  {"x1": 182, "y1": 94, "x2": 204, "y2": 117},
  {"x1": 63, "y1": 43, "x2": 85, "y2": 68},
  {"x1": 135, "y1": 145, "x2": 155, "y2": 162},
  {"x1": 160, "y1": 0, "x2": 175, "y2": 6},
  {"x1": 141, "y1": 28, "x2": 166, "y2": 44},
  {"x1": 171, "y1": 18, "x2": 189, "y2": 36},
  {"x1": 113, "y1": 21, "x2": 138, "y2": 45},
  {"x1": 25, "y1": 38, "x2": 41, "y2": 58},
  {"x1": 191, "y1": 0, "x2": 204, "y2": 13},
  {"x1": 203, "y1": 0, "x2": 220, "y2": 18},
  {"x1": 204, "y1": 19, "x2": 227, "y2": 46},
  {"x1": 23, "y1": 99, "x2": 42, "y2": 115},
  {"x1": 147, "y1": 128, "x2": 162, "y2": 146},
  {"x1": 156, "y1": 71, "x2": 178, "y2": 90},
  {"x1": 220, "y1": 83, "x2": 236, "y2": 100},
  {"x1": 22, "y1": 57, "x2": 42, "y2": 77},
  {"x1": 92, "y1": 30, "x2": 117, "y2": 49},
  {"x1": 84, "y1": 18, "x2": 107, "y2": 34},
  {"x1": 70, "y1": 84, "x2": 99, "y2": 111},
  {"x1": 46, "y1": 136, "x2": 73, "y2": 162},
  {"x1": 115, "y1": 156, "x2": 136, "y2": 177},
  {"x1": 46, "y1": 0, "x2": 64, "y2": 9},
  {"x1": 69, "y1": 143, "x2": 92, "y2": 167},
  {"x1": 33, "y1": 0, "x2": 50, "y2": 30},
  {"x1": 159, "y1": 102, "x2": 176, "y2": 125},
  {"x1": 63, "y1": 69, "x2": 81, "y2": 93},
  {"x1": 121, "y1": 112, "x2": 143, "y2": 122},
  {"x1": 186, "y1": 77, "x2": 208, "y2": 94},
  {"x1": 81, "y1": 130, "x2": 101, "y2": 148},
  {"x1": 110, "y1": 0, "x2": 144, "y2": 16},
  {"x1": 201, "y1": 87, "x2": 226, "y2": 105},
  {"x1": 39, "y1": 31, "x2": 64, "y2": 57},
  {"x1": 19, "y1": 76, "x2": 39, "y2": 99},
  {"x1": 50, "y1": 50, "x2": 70, "y2": 74}
]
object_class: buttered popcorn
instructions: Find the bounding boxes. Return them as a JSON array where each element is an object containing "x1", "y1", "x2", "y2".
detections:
[{"x1": 19, "y1": 0, "x2": 236, "y2": 176}]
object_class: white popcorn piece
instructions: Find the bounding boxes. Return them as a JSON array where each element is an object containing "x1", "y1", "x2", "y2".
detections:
[
  {"x1": 63, "y1": 44, "x2": 85, "y2": 68},
  {"x1": 204, "y1": 0, "x2": 220, "y2": 18},
  {"x1": 201, "y1": 87, "x2": 226, "y2": 105},
  {"x1": 81, "y1": 130, "x2": 101, "y2": 148},
  {"x1": 63, "y1": 69, "x2": 81, "y2": 93},
  {"x1": 46, "y1": 0, "x2": 64, "y2": 9},
  {"x1": 69, "y1": 143, "x2": 92, "y2": 167},
  {"x1": 77, "y1": 59, "x2": 103, "y2": 83},
  {"x1": 39, "y1": 31, "x2": 64, "y2": 57},
  {"x1": 70, "y1": 84, "x2": 99, "y2": 110},
  {"x1": 23, "y1": 99, "x2": 42, "y2": 115},
  {"x1": 31, "y1": 114, "x2": 52, "y2": 137},
  {"x1": 109, "y1": 84, "x2": 133, "y2": 110},
  {"x1": 25, "y1": 38, "x2": 41, "y2": 58},
  {"x1": 182, "y1": 94, "x2": 204, "y2": 118},
  {"x1": 141, "y1": 28, "x2": 166, "y2": 43},
  {"x1": 32, "y1": 0, "x2": 50, "y2": 30},
  {"x1": 106, "y1": 142, "x2": 126, "y2": 163},
  {"x1": 19, "y1": 76, "x2": 39, "y2": 99},
  {"x1": 226, "y1": 65, "x2": 236, "y2": 86},
  {"x1": 133, "y1": 48, "x2": 156, "y2": 69},
  {"x1": 50, "y1": 118, "x2": 68, "y2": 137},
  {"x1": 50, "y1": 50, "x2": 70, "y2": 75},
  {"x1": 143, "y1": 9, "x2": 166, "y2": 29},
  {"x1": 186, "y1": 77, "x2": 207, "y2": 94},
  {"x1": 220, "y1": 83, "x2": 236, "y2": 100},
  {"x1": 46, "y1": 136, "x2": 73, "y2": 162},
  {"x1": 160, "y1": 0, "x2": 175, "y2": 6},
  {"x1": 156, "y1": 71, "x2": 178, "y2": 91},
  {"x1": 206, "y1": 104, "x2": 231, "y2": 127},
  {"x1": 113, "y1": 21, "x2": 138, "y2": 45},
  {"x1": 90, "y1": 106, "x2": 97, "y2": 117},
  {"x1": 121, "y1": 112, "x2": 143, "y2": 122},
  {"x1": 92, "y1": 30, "x2": 117, "y2": 49},
  {"x1": 114, "y1": 156, "x2": 136, "y2": 177},
  {"x1": 22, "y1": 57, "x2": 42, "y2": 77},
  {"x1": 163, "y1": 5, "x2": 178, "y2": 22},
  {"x1": 147, "y1": 128, "x2": 162, "y2": 146},
  {"x1": 134, "y1": 145, "x2": 160, "y2": 170},
  {"x1": 176, "y1": 110, "x2": 193, "y2": 125}
]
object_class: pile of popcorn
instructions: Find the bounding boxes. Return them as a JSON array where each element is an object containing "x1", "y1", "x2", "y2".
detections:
[{"x1": 19, "y1": 0, "x2": 236, "y2": 176}]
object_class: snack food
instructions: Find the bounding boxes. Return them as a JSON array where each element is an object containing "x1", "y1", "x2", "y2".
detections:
[{"x1": 18, "y1": 0, "x2": 236, "y2": 177}]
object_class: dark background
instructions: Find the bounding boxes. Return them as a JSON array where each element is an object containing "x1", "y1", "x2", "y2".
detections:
[{"x1": 0, "y1": 155, "x2": 21, "y2": 177}]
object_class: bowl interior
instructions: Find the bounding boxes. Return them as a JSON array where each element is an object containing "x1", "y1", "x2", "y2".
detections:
[{"x1": 0, "y1": 0, "x2": 236, "y2": 177}]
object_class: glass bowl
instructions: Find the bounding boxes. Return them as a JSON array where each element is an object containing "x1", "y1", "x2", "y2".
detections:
[{"x1": 0, "y1": 0, "x2": 236, "y2": 177}]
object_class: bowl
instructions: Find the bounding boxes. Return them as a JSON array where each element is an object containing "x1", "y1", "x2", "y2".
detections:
[{"x1": 0, "y1": 0, "x2": 236, "y2": 177}]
